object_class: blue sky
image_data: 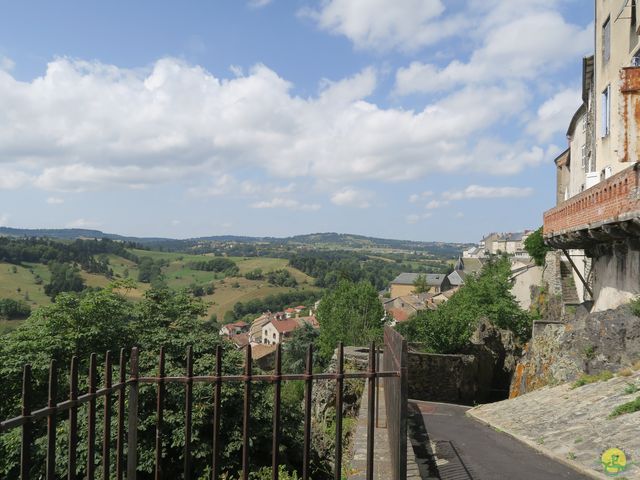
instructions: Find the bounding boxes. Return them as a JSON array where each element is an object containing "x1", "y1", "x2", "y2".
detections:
[{"x1": 0, "y1": 0, "x2": 594, "y2": 242}]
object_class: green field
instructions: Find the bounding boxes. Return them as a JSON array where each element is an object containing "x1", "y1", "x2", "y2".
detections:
[{"x1": 0, "y1": 251, "x2": 317, "y2": 328}]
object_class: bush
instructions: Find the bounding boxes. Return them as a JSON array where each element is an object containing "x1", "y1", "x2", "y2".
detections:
[
  {"x1": 0, "y1": 298, "x2": 31, "y2": 320},
  {"x1": 630, "y1": 297, "x2": 640, "y2": 317},
  {"x1": 399, "y1": 257, "x2": 532, "y2": 353},
  {"x1": 609, "y1": 396, "x2": 640, "y2": 419},
  {"x1": 572, "y1": 370, "x2": 614, "y2": 388},
  {"x1": 524, "y1": 227, "x2": 550, "y2": 266}
]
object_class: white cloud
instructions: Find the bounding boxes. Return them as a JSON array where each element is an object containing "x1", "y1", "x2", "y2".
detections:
[
  {"x1": 301, "y1": 0, "x2": 454, "y2": 53},
  {"x1": 250, "y1": 198, "x2": 320, "y2": 211},
  {"x1": 66, "y1": 218, "x2": 102, "y2": 229},
  {"x1": 0, "y1": 213, "x2": 9, "y2": 225},
  {"x1": 46, "y1": 197, "x2": 64, "y2": 204},
  {"x1": 409, "y1": 191, "x2": 433, "y2": 203},
  {"x1": 0, "y1": 56, "x2": 14, "y2": 72},
  {"x1": 0, "y1": 57, "x2": 550, "y2": 197},
  {"x1": 171, "y1": 219, "x2": 181, "y2": 226},
  {"x1": 405, "y1": 212, "x2": 432, "y2": 224},
  {"x1": 330, "y1": 187, "x2": 372, "y2": 208},
  {"x1": 0, "y1": 169, "x2": 30, "y2": 189},
  {"x1": 527, "y1": 87, "x2": 582, "y2": 141},
  {"x1": 248, "y1": 0, "x2": 272, "y2": 8},
  {"x1": 425, "y1": 200, "x2": 448, "y2": 210},
  {"x1": 394, "y1": 8, "x2": 591, "y2": 95},
  {"x1": 444, "y1": 185, "x2": 534, "y2": 200}
]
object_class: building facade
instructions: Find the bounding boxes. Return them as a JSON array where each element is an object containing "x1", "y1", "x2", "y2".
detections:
[{"x1": 544, "y1": 0, "x2": 640, "y2": 311}]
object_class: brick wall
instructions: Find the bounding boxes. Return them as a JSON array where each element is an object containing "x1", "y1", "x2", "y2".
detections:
[{"x1": 543, "y1": 163, "x2": 640, "y2": 236}]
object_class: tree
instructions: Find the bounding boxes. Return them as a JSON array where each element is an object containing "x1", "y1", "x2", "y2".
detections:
[
  {"x1": 282, "y1": 323, "x2": 321, "y2": 374},
  {"x1": 0, "y1": 298, "x2": 31, "y2": 320},
  {"x1": 43, "y1": 262, "x2": 85, "y2": 299},
  {"x1": 398, "y1": 257, "x2": 532, "y2": 353},
  {"x1": 524, "y1": 227, "x2": 550, "y2": 266},
  {"x1": 412, "y1": 274, "x2": 428, "y2": 293},
  {"x1": 137, "y1": 256, "x2": 162, "y2": 283},
  {"x1": 316, "y1": 280, "x2": 385, "y2": 359}
]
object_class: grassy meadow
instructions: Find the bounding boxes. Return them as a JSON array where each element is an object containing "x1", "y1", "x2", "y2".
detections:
[{"x1": 0, "y1": 250, "x2": 317, "y2": 331}]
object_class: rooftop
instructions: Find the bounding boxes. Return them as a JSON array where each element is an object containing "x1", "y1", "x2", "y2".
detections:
[{"x1": 391, "y1": 273, "x2": 447, "y2": 286}]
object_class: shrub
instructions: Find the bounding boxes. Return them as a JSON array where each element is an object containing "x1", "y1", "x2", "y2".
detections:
[
  {"x1": 630, "y1": 297, "x2": 640, "y2": 317},
  {"x1": 609, "y1": 396, "x2": 640, "y2": 419},
  {"x1": 572, "y1": 370, "x2": 614, "y2": 388}
]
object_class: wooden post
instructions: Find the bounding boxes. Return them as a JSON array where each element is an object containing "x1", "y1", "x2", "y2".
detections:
[{"x1": 127, "y1": 347, "x2": 139, "y2": 480}]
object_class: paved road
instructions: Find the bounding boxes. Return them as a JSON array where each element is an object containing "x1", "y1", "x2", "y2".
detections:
[{"x1": 408, "y1": 400, "x2": 593, "y2": 480}]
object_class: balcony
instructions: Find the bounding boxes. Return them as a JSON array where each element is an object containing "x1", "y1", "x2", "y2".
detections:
[{"x1": 543, "y1": 163, "x2": 640, "y2": 249}]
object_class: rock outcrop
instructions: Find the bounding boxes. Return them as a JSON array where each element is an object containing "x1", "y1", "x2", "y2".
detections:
[{"x1": 511, "y1": 304, "x2": 640, "y2": 397}]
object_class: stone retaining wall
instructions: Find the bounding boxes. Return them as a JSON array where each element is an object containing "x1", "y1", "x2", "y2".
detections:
[{"x1": 408, "y1": 351, "x2": 478, "y2": 404}]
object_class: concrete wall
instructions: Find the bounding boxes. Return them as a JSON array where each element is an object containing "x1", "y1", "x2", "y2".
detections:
[
  {"x1": 407, "y1": 351, "x2": 478, "y2": 404},
  {"x1": 511, "y1": 265, "x2": 543, "y2": 310},
  {"x1": 592, "y1": 241, "x2": 640, "y2": 311}
]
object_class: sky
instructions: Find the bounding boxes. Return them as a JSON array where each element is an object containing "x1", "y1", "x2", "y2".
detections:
[{"x1": 0, "y1": 0, "x2": 595, "y2": 242}]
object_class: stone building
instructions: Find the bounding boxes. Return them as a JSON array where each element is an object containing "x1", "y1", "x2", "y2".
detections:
[{"x1": 544, "y1": 0, "x2": 640, "y2": 311}]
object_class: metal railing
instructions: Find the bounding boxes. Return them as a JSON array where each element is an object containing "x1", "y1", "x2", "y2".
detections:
[
  {"x1": 1, "y1": 330, "x2": 408, "y2": 480},
  {"x1": 383, "y1": 327, "x2": 408, "y2": 480}
]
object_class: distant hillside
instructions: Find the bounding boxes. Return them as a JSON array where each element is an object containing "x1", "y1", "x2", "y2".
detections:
[{"x1": 0, "y1": 227, "x2": 472, "y2": 254}]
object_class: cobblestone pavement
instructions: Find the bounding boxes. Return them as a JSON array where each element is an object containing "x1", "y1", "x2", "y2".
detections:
[{"x1": 469, "y1": 370, "x2": 640, "y2": 479}]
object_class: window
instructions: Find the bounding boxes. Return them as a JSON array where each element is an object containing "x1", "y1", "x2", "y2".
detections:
[
  {"x1": 603, "y1": 17, "x2": 611, "y2": 63},
  {"x1": 602, "y1": 85, "x2": 611, "y2": 137}
]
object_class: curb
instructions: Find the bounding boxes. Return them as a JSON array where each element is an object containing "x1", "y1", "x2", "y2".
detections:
[{"x1": 465, "y1": 408, "x2": 610, "y2": 480}]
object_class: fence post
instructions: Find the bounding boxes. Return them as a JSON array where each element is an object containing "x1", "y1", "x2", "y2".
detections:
[
  {"x1": 46, "y1": 360, "x2": 57, "y2": 480},
  {"x1": 184, "y1": 346, "x2": 193, "y2": 479},
  {"x1": 366, "y1": 342, "x2": 376, "y2": 480},
  {"x1": 127, "y1": 347, "x2": 139, "y2": 480},
  {"x1": 302, "y1": 345, "x2": 313, "y2": 480},
  {"x1": 398, "y1": 335, "x2": 408, "y2": 480},
  {"x1": 116, "y1": 349, "x2": 126, "y2": 480},
  {"x1": 334, "y1": 343, "x2": 344, "y2": 480},
  {"x1": 103, "y1": 351, "x2": 113, "y2": 480},
  {"x1": 211, "y1": 346, "x2": 222, "y2": 480},
  {"x1": 20, "y1": 364, "x2": 32, "y2": 480},
  {"x1": 271, "y1": 344, "x2": 282, "y2": 480},
  {"x1": 242, "y1": 346, "x2": 252, "y2": 480},
  {"x1": 155, "y1": 347, "x2": 165, "y2": 480},
  {"x1": 87, "y1": 353, "x2": 97, "y2": 480},
  {"x1": 68, "y1": 357, "x2": 79, "y2": 480}
]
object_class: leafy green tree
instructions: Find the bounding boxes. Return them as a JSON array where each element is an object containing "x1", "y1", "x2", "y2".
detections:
[
  {"x1": 0, "y1": 284, "x2": 309, "y2": 478},
  {"x1": 398, "y1": 257, "x2": 532, "y2": 353},
  {"x1": 137, "y1": 256, "x2": 162, "y2": 283},
  {"x1": 316, "y1": 280, "x2": 385, "y2": 359},
  {"x1": 524, "y1": 227, "x2": 550, "y2": 266},
  {"x1": 0, "y1": 298, "x2": 31, "y2": 320},
  {"x1": 43, "y1": 262, "x2": 85, "y2": 299},
  {"x1": 282, "y1": 323, "x2": 321, "y2": 374},
  {"x1": 412, "y1": 274, "x2": 428, "y2": 293}
]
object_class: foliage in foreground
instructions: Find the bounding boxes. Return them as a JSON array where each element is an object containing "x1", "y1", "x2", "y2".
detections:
[
  {"x1": 630, "y1": 297, "x2": 640, "y2": 317},
  {"x1": 0, "y1": 284, "x2": 310, "y2": 479},
  {"x1": 609, "y1": 395, "x2": 640, "y2": 419},
  {"x1": 571, "y1": 370, "x2": 615, "y2": 389},
  {"x1": 523, "y1": 227, "x2": 550, "y2": 267},
  {"x1": 396, "y1": 257, "x2": 532, "y2": 353},
  {"x1": 316, "y1": 280, "x2": 385, "y2": 360}
]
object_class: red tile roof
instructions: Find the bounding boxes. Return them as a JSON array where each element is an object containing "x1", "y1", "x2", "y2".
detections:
[
  {"x1": 388, "y1": 308, "x2": 410, "y2": 323},
  {"x1": 230, "y1": 332, "x2": 249, "y2": 348},
  {"x1": 269, "y1": 318, "x2": 301, "y2": 334}
]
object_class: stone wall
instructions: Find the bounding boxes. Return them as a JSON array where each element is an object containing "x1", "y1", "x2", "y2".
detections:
[
  {"x1": 408, "y1": 352, "x2": 477, "y2": 404},
  {"x1": 407, "y1": 320, "x2": 520, "y2": 405},
  {"x1": 510, "y1": 303, "x2": 640, "y2": 397},
  {"x1": 542, "y1": 250, "x2": 562, "y2": 296}
]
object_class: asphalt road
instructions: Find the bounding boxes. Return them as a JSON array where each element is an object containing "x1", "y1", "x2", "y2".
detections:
[{"x1": 408, "y1": 400, "x2": 593, "y2": 480}]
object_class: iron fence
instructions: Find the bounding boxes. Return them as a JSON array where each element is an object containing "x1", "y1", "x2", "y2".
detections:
[
  {"x1": 383, "y1": 327, "x2": 408, "y2": 480},
  {"x1": 1, "y1": 330, "x2": 407, "y2": 480}
]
